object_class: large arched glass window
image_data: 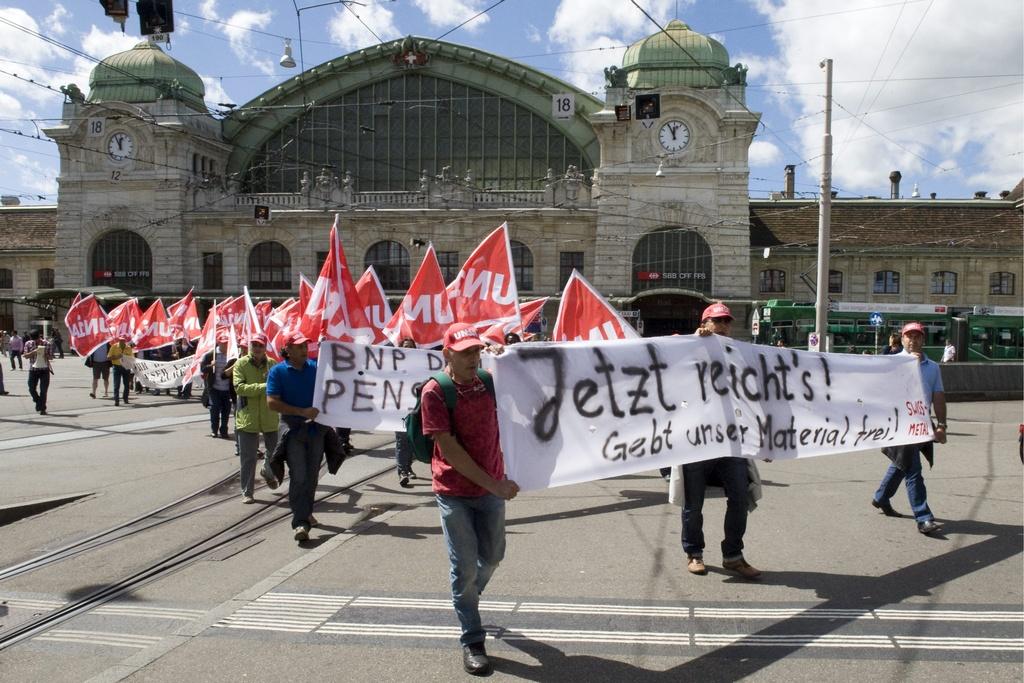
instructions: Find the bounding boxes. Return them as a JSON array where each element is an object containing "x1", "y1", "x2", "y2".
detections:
[
  {"x1": 510, "y1": 240, "x2": 533, "y2": 291},
  {"x1": 248, "y1": 241, "x2": 292, "y2": 290},
  {"x1": 246, "y1": 74, "x2": 590, "y2": 193},
  {"x1": 91, "y1": 230, "x2": 152, "y2": 290},
  {"x1": 930, "y1": 271, "x2": 957, "y2": 295},
  {"x1": 631, "y1": 229, "x2": 712, "y2": 294},
  {"x1": 365, "y1": 240, "x2": 410, "y2": 290},
  {"x1": 37, "y1": 268, "x2": 54, "y2": 289}
]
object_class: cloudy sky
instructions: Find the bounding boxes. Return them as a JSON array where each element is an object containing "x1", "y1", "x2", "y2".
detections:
[{"x1": 0, "y1": 0, "x2": 1020, "y2": 204}]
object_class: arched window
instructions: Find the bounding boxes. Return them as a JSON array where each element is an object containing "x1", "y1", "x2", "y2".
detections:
[
  {"x1": 91, "y1": 230, "x2": 153, "y2": 290},
  {"x1": 828, "y1": 269, "x2": 843, "y2": 294},
  {"x1": 510, "y1": 240, "x2": 533, "y2": 291},
  {"x1": 759, "y1": 269, "x2": 786, "y2": 293},
  {"x1": 873, "y1": 270, "x2": 900, "y2": 294},
  {"x1": 37, "y1": 268, "x2": 54, "y2": 289},
  {"x1": 631, "y1": 229, "x2": 712, "y2": 294},
  {"x1": 990, "y1": 272, "x2": 1015, "y2": 295},
  {"x1": 364, "y1": 240, "x2": 410, "y2": 290},
  {"x1": 930, "y1": 271, "x2": 957, "y2": 295},
  {"x1": 248, "y1": 241, "x2": 292, "y2": 290},
  {"x1": 0, "y1": 268, "x2": 12, "y2": 289}
]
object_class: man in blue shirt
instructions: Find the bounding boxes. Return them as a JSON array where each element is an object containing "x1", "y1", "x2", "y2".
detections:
[
  {"x1": 872, "y1": 322, "x2": 948, "y2": 534},
  {"x1": 266, "y1": 332, "x2": 324, "y2": 542}
]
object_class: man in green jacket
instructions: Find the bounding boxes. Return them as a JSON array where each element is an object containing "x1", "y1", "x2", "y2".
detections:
[{"x1": 233, "y1": 333, "x2": 279, "y2": 504}]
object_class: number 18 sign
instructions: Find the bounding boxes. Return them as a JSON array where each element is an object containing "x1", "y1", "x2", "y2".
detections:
[{"x1": 552, "y1": 93, "x2": 575, "y2": 120}]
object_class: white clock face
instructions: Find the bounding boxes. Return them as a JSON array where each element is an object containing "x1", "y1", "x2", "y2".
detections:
[
  {"x1": 658, "y1": 120, "x2": 690, "y2": 152},
  {"x1": 107, "y1": 132, "x2": 134, "y2": 162}
]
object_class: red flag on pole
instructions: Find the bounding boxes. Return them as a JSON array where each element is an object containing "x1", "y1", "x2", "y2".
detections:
[
  {"x1": 241, "y1": 286, "x2": 264, "y2": 344},
  {"x1": 168, "y1": 289, "x2": 201, "y2": 341},
  {"x1": 383, "y1": 244, "x2": 454, "y2": 348},
  {"x1": 446, "y1": 222, "x2": 522, "y2": 329},
  {"x1": 480, "y1": 296, "x2": 548, "y2": 344},
  {"x1": 265, "y1": 298, "x2": 299, "y2": 361},
  {"x1": 355, "y1": 266, "x2": 393, "y2": 345},
  {"x1": 106, "y1": 298, "x2": 142, "y2": 340},
  {"x1": 64, "y1": 295, "x2": 109, "y2": 357},
  {"x1": 551, "y1": 270, "x2": 640, "y2": 342},
  {"x1": 215, "y1": 295, "x2": 247, "y2": 335},
  {"x1": 133, "y1": 299, "x2": 175, "y2": 350},
  {"x1": 300, "y1": 217, "x2": 374, "y2": 344},
  {"x1": 255, "y1": 300, "x2": 273, "y2": 330},
  {"x1": 184, "y1": 300, "x2": 218, "y2": 384}
]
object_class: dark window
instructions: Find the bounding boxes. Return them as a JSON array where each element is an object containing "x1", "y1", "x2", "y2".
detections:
[
  {"x1": 244, "y1": 73, "x2": 589, "y2": 193},
  {"x1": 631, "y1": 229, "x2": 712, "y2": 294},
  {"x1": 560, "y1": 251, "x2": 584, "y2": 288},
  {"x1": 437, "y1": 250, "x2": 460, "y2": 284},
  {"x1": 759, "y1": 269, "x2": 786, "y2": 293},
  {"x1": 0, "y1": 300, "x2": 11, "y2": 331},
  {"x1": 828, "y1": 269, "x2": 843, "y2": 294},
  {"x1": 203, "y1": 252, "x2": 223, "y2": 290},
  {"x1": 990, "y1": 271, "x2": 1015, "y2": 295},
  {"x1": 316, "y1": 251, "x2": 329, "y2": 274},
  {"x1": 510, "y1": 240, "x2": 533, "y2": 291},
  {"x1": 0, "y1": 268, "x2": 12, "y2": 289},
  {"x1": 873, "y1": 270, "x2": 900, "y2": 294},
  {"x1": 930, "y1": 271, "x2": 957, "y2": 295},
  {"x1": 364, "y1": 240, "x2": 410, "y2": 290},
  {"x1": 37, "y1": 268, "x2": 54, "y2": 289},
  {"x1": 91, "y1": 230, "x2": 153, "y2": 291},
  {"x1": 248, "y1": 241, "x2": 292, "y2": 290}
]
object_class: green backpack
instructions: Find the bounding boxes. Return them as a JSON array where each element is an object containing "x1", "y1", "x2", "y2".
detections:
[{"x1": 405, "y1": 369, "x2": 495, "y2": 464}]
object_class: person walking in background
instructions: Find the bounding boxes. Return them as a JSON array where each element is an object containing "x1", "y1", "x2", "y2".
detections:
[
  {"x1": 941, "y1": 338, "x2": 956, "y2": 363},
  {"x1": 201, "y1": 333, "x2": 233, "y2": 438},
  {"x1": 89, "y1": 342, "x2": 111, "y2": 398},
  {"x1": 881, "y1": 332, "x2": 903, "y2": 355},
  {"x1": 22, "y1": 330, "x2": 53, "y2": 414},
  {"x1": 49, "y1": 329, "x2": 64, "y2": 359},
  {"x1": 233, "y1": 333, "x2": 278, "y2": 504},
  {"x1": 108, "y1": 335, "x2": 134, "y2": 406},
  {"x1": 395, "y1": 337, "x2": 418, "y2": 487},
  {"x1": 173, "y1": 337, "x2": 194, "y2": 398},
  {"x1": 9, "y1": 331, "x2": 23, "y2": 370}
]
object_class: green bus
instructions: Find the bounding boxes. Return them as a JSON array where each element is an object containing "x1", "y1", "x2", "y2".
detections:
[{"x1": 753, "y1": 300, "x2": 1023, "y2": 362}]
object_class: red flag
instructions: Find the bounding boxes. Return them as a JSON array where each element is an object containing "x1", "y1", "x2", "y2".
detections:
[
  {"x1": 551, "y1": 270, "x2": 640, "y2": 342},
  {"x1": 480, "y1": 297, "x2": 548, "y2": 344},
  {"x1": 70, "y1": 292, "x2": 82, "y2": 307},
  {"x1": 106, "y1": 298, "x2": 142, "y2": 340},
  {"x1": 64, "y1": 295, "x2": 109, "y2": 356},
  {"x1": 216, "y1": 295, "x2": 247, "y2": 334},
  {"x1": 168, "y1": 289, "x2": 201, "y2": 341},
  {"x1": 383, "y1": 244, "x2": 454, "y2": 347},
  {"x1": 241, "y1": 286, "x2": 263, "y2": 343},
  {"x1": 255, "y1": 300, "x2": 273, "y2": 329},
  {"x1": 446, "y1": 222, "x2": 521, "y2": 329},
  {"x1": 355, "y1": 266, "x2": 393, "y2": 345},
  {"x1": 265, "y1": 298, "x2": 298, "y2": 361},
  {"x1": 300, "y1": 218, "x2": 374, "y2": 344},
  {"x1": 133, "y1": 299, "x2": 175, "y2": 350},
  {"x1": 184, "y1": 300, "x2": 218, "y2": 384}
]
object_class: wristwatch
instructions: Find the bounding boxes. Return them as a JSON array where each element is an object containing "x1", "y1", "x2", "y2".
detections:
[{"x1": 935, "y1": 423, "x2": 947, "y2": 428}]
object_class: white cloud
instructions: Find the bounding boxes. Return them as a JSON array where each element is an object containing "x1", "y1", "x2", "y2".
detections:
[
  {"x1": 0, "y1": 8, "x2": 68, "y2": 106},
  {"x1": 73, "y1": 25, "x2": 141, "y2": 97},
  {"x1": 327, "y1": 4, "x2": 400, "y2": 51},
  {"x1": 749, "y1": 140, "x2": 781, "y2": 166},
  {"x1": 752, "y1": 0, "x2": 1024, "y2": 196},
  {"x1": 411, "y1": 0, "x2": 489, "y2": 33},
  {"x1": 198, "y1": 1, "x2": 276, "y2": 75},
  {"x1": 548, "y1": 0, "x2": 683, "y2": 93},
  {"x1": 525, "y1": 23, "x2": 542, "y2": 44},
  {"x1": 201, "y1": 76, "x2": 233, "y2": 108},
  {"x1": 44, "y1": 4, "x2": 71, "y2": 36}
]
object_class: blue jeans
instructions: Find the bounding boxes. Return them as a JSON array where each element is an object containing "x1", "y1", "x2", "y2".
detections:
[
  {"x1": 395, "y1": 431, "x2": 413, "y2": 471},
  {"x1": 436, "y1": 493, "x2": 506, "y2": 646},
  {"x1": 874, "y1": 446, "x2": 934, "y2": 523},
  {"x1": 285, "y1": 424, "x2": 325, "y2": 528},
  {"x1": 208, "y1": 388, "x2": 232, "y2": 435},
  {"x1": 112, "y1": 365, "x2": 130, "y2": 403},
  {"x1": 682, "y1": 457, "x2": 749, "y2": 561}
]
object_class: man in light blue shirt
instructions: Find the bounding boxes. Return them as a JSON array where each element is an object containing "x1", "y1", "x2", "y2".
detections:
[{"x1": 872, "y1": 322, "x2": 948, "y2": 534}]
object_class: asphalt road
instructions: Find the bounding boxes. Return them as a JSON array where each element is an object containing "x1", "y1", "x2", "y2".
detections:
[{"x1": 0, "y1": 358, "x2": 1020, "y2": 682}]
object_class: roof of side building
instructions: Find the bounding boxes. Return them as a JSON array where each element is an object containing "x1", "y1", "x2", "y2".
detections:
[{"x1": 0, "y1": 205, "x2": 57, "y2": 251}]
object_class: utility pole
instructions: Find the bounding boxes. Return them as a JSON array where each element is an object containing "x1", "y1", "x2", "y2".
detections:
[{"x1": 813, "y1": 58, "x2": 833, "y2": 351}]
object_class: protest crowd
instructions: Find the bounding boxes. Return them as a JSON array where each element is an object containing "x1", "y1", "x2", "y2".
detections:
[{"x1": 47, "y1": 220, "x2": 950, "y2": 677}]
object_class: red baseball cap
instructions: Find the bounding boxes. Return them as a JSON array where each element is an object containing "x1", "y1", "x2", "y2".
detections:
[
  {"x1": 444, "y1": 322, "x2": 485, "y2": 351},
  {"x1": 249, "y1": 333, "x2": 267, "y2": 346},
  {"x1": 901, "y1": 322, "x2": 925, "y2": 335},
  {"x1": 283, "y1": 331, "x2": 310, "y2": 347},
  {"x1": 701, "y1": 302, "x2": 734, "y2": 323}
]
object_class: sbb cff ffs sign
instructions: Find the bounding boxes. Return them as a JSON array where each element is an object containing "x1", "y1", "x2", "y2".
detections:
[{"x1": 636, "y1": 271, "x2": 708, "y2": 281}]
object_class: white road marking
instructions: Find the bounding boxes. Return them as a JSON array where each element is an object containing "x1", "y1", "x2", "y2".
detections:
[
  {"x1": 214, "y1": 593, "x2": 353, "y2": 633},
  {"x1": 0, "y1": 415, "x2": 208, "y2": 451},
  {"x1": 34, "y1": 629, "x2": 163, "y2": 649}
]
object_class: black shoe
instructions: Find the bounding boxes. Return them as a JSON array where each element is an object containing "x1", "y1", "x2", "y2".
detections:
[
  {"x1": 462, "y1": 643, "x2": 492, "y2": 676},
  {"x1": 38, "y1": 409, "x2": 46, "y2": 415},
  {"x1": 917, "y1": 520, "x2": 943, "y2": 535},
  {"x1": 871, "y1": 498, "x2": 901, "y2": 517},
  {"x1": 398, "y1": 469, "x2": 412, "y2": 488}
]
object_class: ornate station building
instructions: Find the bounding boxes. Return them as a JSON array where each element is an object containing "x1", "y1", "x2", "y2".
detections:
[{"x1": 0, "y1": 20, "x2": 1020, "y2": 338}]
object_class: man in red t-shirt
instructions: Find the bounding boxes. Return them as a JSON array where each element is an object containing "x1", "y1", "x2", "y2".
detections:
[{"x1": 421, "y1": 322, "x2": 519, "y2": 677}]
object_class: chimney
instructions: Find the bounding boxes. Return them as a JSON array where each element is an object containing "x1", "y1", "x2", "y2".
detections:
[
  {"x1": 911, "y1": 183, "x2": 920, "y2": 198},
  {"x1": 930, "y1": 192, "x2": 937, "y2": 199},
  {"x1": 974, "y1": 191, "x2": 987, "y2": 199},
  {"x1": 889, "y1": 170, "x2": 902, "y2": 199},
  {"x1": 999, "y1": 190, "x2": 1011, "y2": 199},
  {"x1": 0, "y1": 195, "x2": 19, "y2": 206},
  {"x1": 784, "y1": 164, "x2": 795, "y2": 199}
]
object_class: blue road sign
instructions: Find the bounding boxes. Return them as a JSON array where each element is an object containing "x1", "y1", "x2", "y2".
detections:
[{"x1": 869, "y1": 312, "x2": 884, "y2": 326}]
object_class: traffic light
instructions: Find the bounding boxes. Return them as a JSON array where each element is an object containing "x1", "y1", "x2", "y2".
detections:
[
  {"x1": 99, "y1": 0, "x2": 129, "y2": 31},
  {"x1": 138, "y1": 0, "x2": 174, "y2": 36}
]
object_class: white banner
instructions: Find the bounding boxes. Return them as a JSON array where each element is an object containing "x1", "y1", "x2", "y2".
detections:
[
  {"x1": 313, "y1": 341, "x2": 445, "y2": 431},
  {"x1": 492, "y1": 336, "x2": 931, "y2": 491},
  {"x1": 123, "y1": 356, "x2": 197, "y2": 389}
]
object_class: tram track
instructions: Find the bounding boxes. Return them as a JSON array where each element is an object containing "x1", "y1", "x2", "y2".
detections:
[{"x1": 0, "y1": 436, "x2": 396, "y2": 651}]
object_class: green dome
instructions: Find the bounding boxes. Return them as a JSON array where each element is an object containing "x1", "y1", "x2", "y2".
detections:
[
  {"x1": 88, "y1": 41, "x2": 206, "y2": 112},
  {"x1": 621, "y1": 20, "x2": 734, "y2": 89}
]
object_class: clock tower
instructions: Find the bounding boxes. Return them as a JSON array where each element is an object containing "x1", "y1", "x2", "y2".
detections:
[
  {"x1": 44, "y1": 41, "x2": 229, "y2": 296},
  {"x1": 590, "y1": 20, "x2": 760, "y2": 334}
]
